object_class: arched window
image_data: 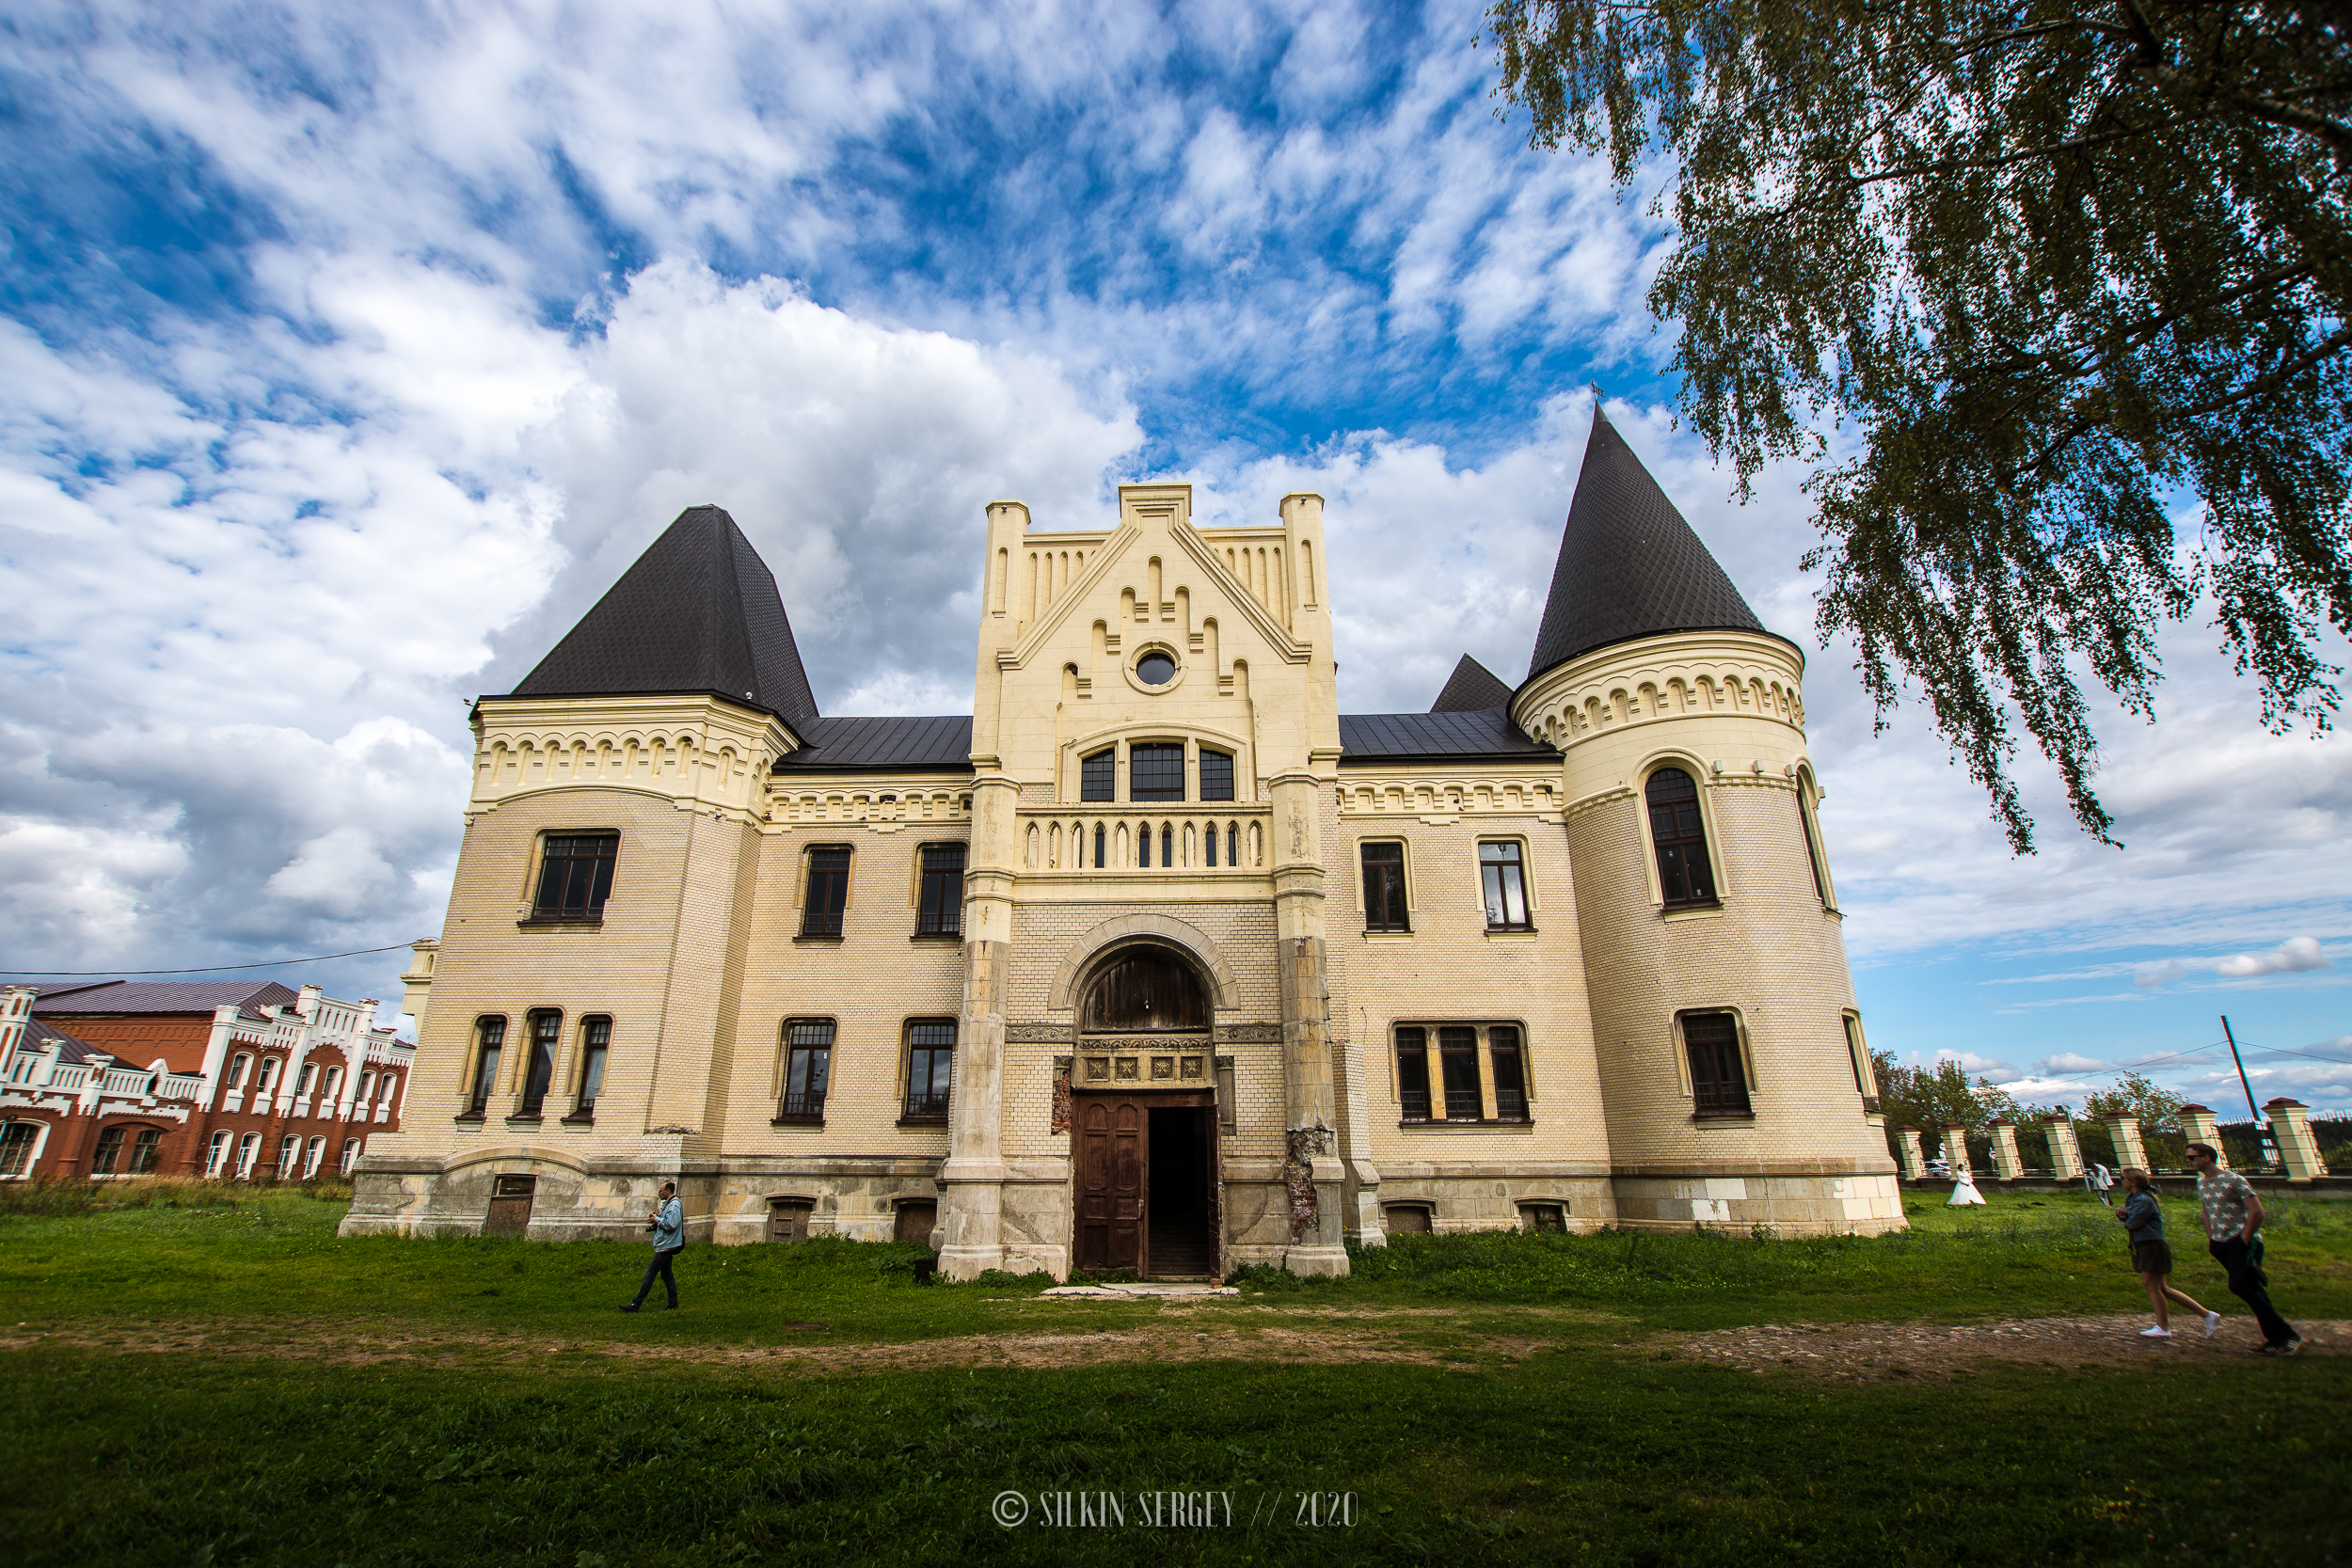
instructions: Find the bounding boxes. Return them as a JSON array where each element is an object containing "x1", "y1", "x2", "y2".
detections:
[
  {"x1": 225, "y1": 1054, "x2": 250, "y2": 1089},
  {"x1": 1795, "y1": 769, "x2": 1831, "y2": 907},
  {"x1": 1645, "y1": 767, "x2": 1718, "y2": 907},
  {"x1": 1081, "y1": 948, "x2": 1210, "y2": 1032},
  {"x1": 1093, "y1": 822, "x2": 1105, "y2": 868}
]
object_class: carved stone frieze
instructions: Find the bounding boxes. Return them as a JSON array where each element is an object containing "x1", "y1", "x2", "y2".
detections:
[
  {"x1": 1214, "y1": 1023, "x2": 1283, "y2": 1043},
  {"x1": 1005, "y1": 1022, "x2": 1073, "y2": 1043},
  {"x1": 1076, "y1": 1031, "x2": 1216, "y2": 1052}
]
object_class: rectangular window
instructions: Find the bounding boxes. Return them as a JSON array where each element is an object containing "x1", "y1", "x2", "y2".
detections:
[
  {"x1": 532, "y1": 832, "x2": 619, "y2": 920},
  {"x1": 1361, "y1": 842, "x2": 1409, "y2": 931},
  {"x1": 1395, "y1": 1027, "x2": 1431, "y2": 1122},
  {"x1": 903, "y1": 1020, "x2": 955, "y2": 1120},
  {"x1": 576, "y1": 1017, "x2": 611, "y2": 1117},
  {"x1": 1490, "y1": 1026, "x2": 1528, "y2": 1121},
  {"x1": 92, "y1": 1126, "x2": 125, "y2": 1175},
  {"x1": 466, "y1": 1019, "x2": 505, "y2": 1117},
  {"x1": 916, "y1": 845, "x2": 966, "y2": 936},
  {"x1": 1684, "y1": 1012, "x2": 1752, "y2": 1117},
  {"x1": 519, "y1": 1010, "x2": 560, "y2": 1117},
  {"x1": 1130, "y1": 743, "x2": 1185, "y2": 801},
  {"x1": 778, "y1": 1020, "x2": 833, "y2": 1123},
  {"x1": 1, "y1": 1122, "x2": 39, "y2": 1177},
  {"x1": 130, "y1": 1129, "x2": 162, "y2": 1175},
  {"x1": 1199, "y1": 749, "x2": 1235, "y2": 802},
  {"x1": 1080, "y1": 749, "x2": 1116, "y2": 802},
  {"x1": 1438, "y1": 1026, "x2": 1482, "y2": 1119},
  {"x1": 1480, "y1": 841, "x2": 1531, "y2": 929},
  {"x1": 802, "y1": 846, "x2": 851, "y2": 937}
]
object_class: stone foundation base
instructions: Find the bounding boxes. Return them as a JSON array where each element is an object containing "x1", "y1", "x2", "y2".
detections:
[{"x1": 1609, "y1": 1172, "x2": 1905, "y2": 1235}]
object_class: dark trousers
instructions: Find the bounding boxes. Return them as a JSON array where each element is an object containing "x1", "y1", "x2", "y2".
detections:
[
  {"x1": 632, "y1": 1247, "x2": 680, "y2": 1307},
  {"x1": 2208, "y1": 1237, "x2": 2296, "y2": 1345}
]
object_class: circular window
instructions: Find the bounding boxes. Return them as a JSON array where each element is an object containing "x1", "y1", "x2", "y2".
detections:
[{"x1": 1136, "y1": 651, "x2": 1177, "y2": 687}]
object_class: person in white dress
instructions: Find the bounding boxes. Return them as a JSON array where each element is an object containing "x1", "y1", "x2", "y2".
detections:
[{"x1": 1948, "y1": 1168, "x2": 1986, "y2": 1205}]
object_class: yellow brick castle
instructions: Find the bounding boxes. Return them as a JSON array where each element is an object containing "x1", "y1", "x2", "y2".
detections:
[{"x1": 342, "y1": 408, "x2": 1905, "y2": 1275}]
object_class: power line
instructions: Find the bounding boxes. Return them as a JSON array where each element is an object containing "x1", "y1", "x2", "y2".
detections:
[{"x1": 0, "y1": 944, "x2": 412, "y2": 978}]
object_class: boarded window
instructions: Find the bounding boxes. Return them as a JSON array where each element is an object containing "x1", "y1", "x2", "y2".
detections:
[
  {"x1": 1684, "y1": 1012, "x2": 1752, "y2": 1117},
  {"x1": 769, "y1": 1198, "x2": 813, "y2": 1243},
  {"x1": 895, "y1": 1199, "x2": 938, "y2": 1245},
  {"x1": 1385, "y1": 1205, "x2": 1432, "y2": 1235},
  {"x1": 1081, "y1": 948, "x2": 1209, "y2": 1032}
]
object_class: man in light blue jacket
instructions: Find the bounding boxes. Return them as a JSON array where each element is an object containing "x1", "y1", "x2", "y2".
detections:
[{"x1": 621, "y1": 1180, "x2": 684, "y2": 1312}]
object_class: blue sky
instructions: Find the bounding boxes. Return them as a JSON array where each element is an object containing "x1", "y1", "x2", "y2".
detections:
[{"x1": 1, "y1": 0, "x2": 2344, "y2": 1115}]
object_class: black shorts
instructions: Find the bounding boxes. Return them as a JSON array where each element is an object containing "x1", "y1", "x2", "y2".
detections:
[{"x1": 2131, "y1": 1239, "x2": 2173, "y2": 1276}]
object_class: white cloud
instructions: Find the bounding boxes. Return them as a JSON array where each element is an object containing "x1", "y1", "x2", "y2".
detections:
[
  {"x1": 2035, "y1": 1053, "x2": 2108, "y2": 1074},
  {"x1": 2214, "y1": 936, "x2": 2332, "y2": 979}
]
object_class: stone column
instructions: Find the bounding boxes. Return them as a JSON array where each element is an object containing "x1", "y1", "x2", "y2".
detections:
[
  {"x1": 939, "y1": 771, "x2": 1020, "y2": 1279},
  {"x1": 1269, "y1": 768, "x2": 1346, "y2": 1277},
  {"x1": 1989, "y1": 1119, "x2": 2023, "y2": 1180},
  {"x1": 1894, "y1": 1126, "x2": 1925, "y2": 1180},
  {"x1": 2041, "y1": 1115, "x2": 2084, "y2": 1180},
  {"x1": 2266, "y1": 1099, "x2": 2324, "y2": 1183},
  {"x1": 2178, "y1": 1104, "x2": 2223, "y2": 1167},
  {"x1": 1939, "y1": 1121, "x2": 1972, "y2": 1177},
  {"x1": 2103, "y1": 1114, "x2": 2149, "y2": 1171}
]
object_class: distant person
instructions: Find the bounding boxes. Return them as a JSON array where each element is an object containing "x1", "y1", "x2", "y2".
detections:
[
  {"x1": 2185, "y1": 1142, "x2": 2298, "y2": 1354},
  {"x1": 2113, "y1": 1168, "x2": 2217, "y2": 1339},
  {"x1": 621, "y1": 1180, "x2": 685, "y2": 1312},
  {"x1": 2090, "y1": 1164, "x2": 2115, "y2": 1205},
  {"x1": 1947, "y1": 1165, "x2": 1986, "y2": 1205}
]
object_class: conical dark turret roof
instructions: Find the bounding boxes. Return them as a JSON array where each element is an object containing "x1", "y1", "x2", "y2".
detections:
[
  {"x1": 1430, "y1": 655, "x2": 1515, "y2": 713},
  {"x1": 1524, "y1": 408, "x2": 1770, "y2": 685},
  {"x1": 510, "y1": 505, "x2": 819, "y2": 723}
]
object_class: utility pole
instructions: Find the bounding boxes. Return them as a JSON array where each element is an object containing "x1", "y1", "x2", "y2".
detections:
[{"x1": 2219, "y1": 1016, "x2": 2277, "y2": 1168}]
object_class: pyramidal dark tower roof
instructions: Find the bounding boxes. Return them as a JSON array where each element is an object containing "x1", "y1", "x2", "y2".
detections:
[
  {"x1": 510, "y1": 505, "x2": 818, "y2": 724},
  {"x1": 1430, "y1": 655, "x2": 1516, "y2": 713},
  {"x1": 1524, "y1": 408, "x2": 1771, "y2": 686}
]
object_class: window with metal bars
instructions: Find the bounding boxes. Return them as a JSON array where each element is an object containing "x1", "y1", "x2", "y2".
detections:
[
  {"x1": 1395, "y1": 1027, "x2": 1431, "y2": 1121},
  {"x1": 532, "y1": 832, "x2": 618, "y2": 920},
  {"x1": 1361, "y1": 842, "x2": 1409, "y2": 931},
  {"x1": 1080, "y1": 748, "x2": 1116, "y2": 802},
  {"x1": 1683, "y1": 1011, "x2": 1752, "y2": 1117},
  {"x1": 916, "y1": 845, "x2": 965, "y2": 935},
  {"x1": 1130, "y1": 743, "x2": 1185, "y2": 801},
  {"x1": 1490, "y1": 1026, "x2": 1529, "y2": 1120},
  {"x1": 1438, "y1": 1027, "x2": 1482, "y2": 1119},
  {"x1": 803, "y1": 846, "x2": 851, "y2": 937},
  {"x1": 777, "y1": 1020, "x2": 833, "y2": 1123},
  {"x1": 1645, "y1": 768, "x2": 1718, "y2": 907},
  {"x1": 1200, "y1": 749, "x2": 1235, "y2": 801},
  {"x1": 902, "y1": 1020, "x2": 955, "y2": 1120}
]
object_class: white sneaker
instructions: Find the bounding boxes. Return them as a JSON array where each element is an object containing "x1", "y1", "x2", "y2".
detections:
[
  {"x1": 2203, "y1": 1310, "x2": 2222, "y2": 1338},
  {"x1": 2139, "y1": 1325, "x2": 2173, "y2": 1338}
]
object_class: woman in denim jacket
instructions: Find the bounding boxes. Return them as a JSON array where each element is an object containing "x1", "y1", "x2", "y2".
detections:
[{"x1": 2115, "y1": 1168, "x2": 2217, "y2": 1339}]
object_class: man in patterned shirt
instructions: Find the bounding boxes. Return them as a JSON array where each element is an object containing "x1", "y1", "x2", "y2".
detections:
[{"x1": 2186, "y1": 1142, "x2": 2299, "y2": 1354}]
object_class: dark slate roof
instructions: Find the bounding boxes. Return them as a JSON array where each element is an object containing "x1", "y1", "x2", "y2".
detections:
[
  {"x1": 509, "y1": 505, "x2": 819, "y2": 724},
  {"x1": 32, "y1": 980, "x2": 300, "y2": 1019},
  {"x1": 771, "y1": 716, "x2": 975, "y2": 771},
  {"x1": 1338, "y1": 709, "x2": 1559, "y2": 765},
  {"x1": 1430, "y1": 655, "x2": 1516, "y2": 713},
  {"x1": 21, "y1": 1016, "x2": 96, "y2": 1064},
  {"x1": 1524, "y1": 408, "x2": 1772, "y2": 685}
]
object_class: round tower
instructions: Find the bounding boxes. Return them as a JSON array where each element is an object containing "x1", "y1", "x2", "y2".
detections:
[{"x1": 1511, "y1": 409, "x2": 1902, "y2": 1235}]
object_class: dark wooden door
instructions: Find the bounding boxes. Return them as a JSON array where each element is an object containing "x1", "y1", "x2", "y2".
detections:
[
  {"x1": 483, "y1": 1174, "x2": 535, "y2": 1237},
  {"x1": 1075, "y1": 1098, "x2": 1146, "y2": 1273}
]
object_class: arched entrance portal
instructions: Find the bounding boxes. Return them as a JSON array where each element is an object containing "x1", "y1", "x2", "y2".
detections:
[{"x1": 1072, "y1": 944, "x2": 1220, "y2": 1279}]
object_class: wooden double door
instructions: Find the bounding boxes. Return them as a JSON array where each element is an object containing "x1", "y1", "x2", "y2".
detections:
[{"x1": 1073, "y1": 1091, "x2": 1219, "y2": 1278}]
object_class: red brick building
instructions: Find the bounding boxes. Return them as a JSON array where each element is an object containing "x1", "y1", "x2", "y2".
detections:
[{"x1": 0, "y1": 980, "x2": 413, "y2": 1180}]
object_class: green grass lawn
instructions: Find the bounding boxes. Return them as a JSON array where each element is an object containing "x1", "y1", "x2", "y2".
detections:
[{"x1": 2, "y1": 1186, "x2": 2345, "y2": 1566}]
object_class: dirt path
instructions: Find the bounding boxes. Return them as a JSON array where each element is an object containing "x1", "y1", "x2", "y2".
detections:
[
  {"x1": 5, "y1": 1307, "x2": 2339, "y2": 1379},
  {"x1": 1665, "y1": 1315, "x2": 2347, "y2": 1381}
]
